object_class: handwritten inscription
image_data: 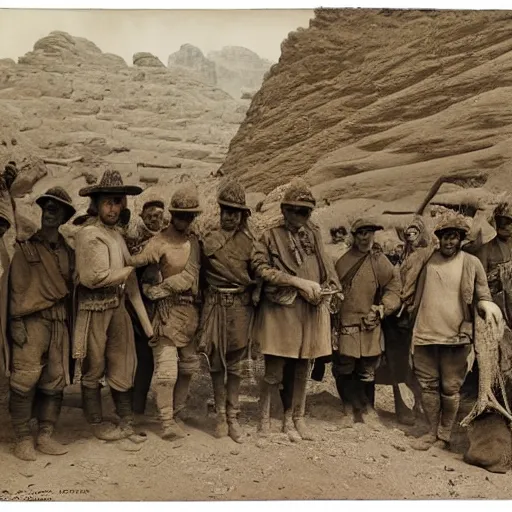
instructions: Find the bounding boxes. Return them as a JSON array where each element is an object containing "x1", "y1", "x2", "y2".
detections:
[{"x1": 0, "y1": 488, "x2": 90, "y2": 501}]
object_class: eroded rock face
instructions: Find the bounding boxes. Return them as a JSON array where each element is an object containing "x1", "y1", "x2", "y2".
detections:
[
  {"x1": 168, "y1": 44, "x2": 273, "y2": 98},
  {"x1": 19, "y1": 30, "x2": 127, "y2": 68},
  {"x1": 168, "y1": 44, "x2": 217, "y2": 86},
  {"x1": 133, "y1": 52, "x2": 166, "y2": 68},
  {"x1": 0, "y1": 31, "x2": 251, "y2": 237},
  {"x1": 218, "y1": 8, "x2": 512, "y2": 204},
  {"x1": 208, "y1": 46, "x2": 272, "y2": 98}
]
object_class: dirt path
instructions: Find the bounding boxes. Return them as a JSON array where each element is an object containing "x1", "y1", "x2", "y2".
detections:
[{"x1": 0, "y1": 366, "x2": 510, "y2": 502}]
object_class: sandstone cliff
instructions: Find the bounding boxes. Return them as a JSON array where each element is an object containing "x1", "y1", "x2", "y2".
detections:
[
  {"x1": 219, "y1": 8, "x2": 512, "y2": 212},
  {"x1": 168, "y1": 44, "x2": 272, "y2": 98}
]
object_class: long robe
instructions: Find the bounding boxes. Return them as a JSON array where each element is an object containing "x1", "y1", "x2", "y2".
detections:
[{"x1": 252, "y1": 221, "x2": 339, "y2": 359}]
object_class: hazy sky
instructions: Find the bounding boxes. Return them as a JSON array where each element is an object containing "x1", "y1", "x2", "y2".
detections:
[{"x1": 0, "y1": 9, "x2": 315, "y2": 65}]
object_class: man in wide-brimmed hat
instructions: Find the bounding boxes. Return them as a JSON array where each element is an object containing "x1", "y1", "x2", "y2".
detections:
[
  {"x1": 197, "y1": 179, "x2": 259, "y2": 443},
  {"x1": 8, "y1": 187, "x2": 76, "y2": 461},
  {"x1": 130, "y1": 184, "x2": 202, "y2": 440},
  {"x1": 252, "y1": 178, "x2": 340, "y2": 442},
  {"x1": 403, "y1": 213, "x2": 501, "y2": 451},
  {"x1": 74, "y1": 169, "x2": 154, "y2": 446},
  {"x1": 332, "y1": 217, "x2": 401, "y2": 429}
]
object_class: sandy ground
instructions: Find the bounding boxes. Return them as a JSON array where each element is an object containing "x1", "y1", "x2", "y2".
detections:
[{"x1": 0, "y1": 361, "x2": 510, "y2": 502}]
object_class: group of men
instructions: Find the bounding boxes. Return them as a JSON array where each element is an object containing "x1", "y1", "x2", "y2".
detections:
[{"x1": 0, "y1": 164, "x2": 507, "y2": 467}]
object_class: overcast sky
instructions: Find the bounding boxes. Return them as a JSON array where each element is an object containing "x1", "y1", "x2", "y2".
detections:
[{"x1": 0, "y1": 9, "x2": 314, "y2": 65}]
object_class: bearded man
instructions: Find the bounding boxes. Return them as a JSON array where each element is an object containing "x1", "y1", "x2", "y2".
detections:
[
  {"x1": 405, "y1": 215, "x2": 500, "y2": 451},
  {"x1": 197, "y1": 180, "x2": 258, "y2": 444},
  {"x1": 332, "y1": 218, "x2": 401, "y2": 429},
  {"x1": 131, "y1": 185, "x2": 202, "y2": 440},
  {"x1": 74, "y1": 169, "x2": 153, "y2": 445},
  {"x1": 252, "y1": 179, "x2": 340, "y2": 442},
  {"x1": 8, "y1": 188, "x2": 76, "y2": 461}
]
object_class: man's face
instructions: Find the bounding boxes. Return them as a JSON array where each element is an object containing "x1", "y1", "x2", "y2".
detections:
[
  {"x1": 171, "y1": 212, "x2": 196, "y2": 233},
  {"x1": 282, "y1": 205, "x2": 311, "y2": 229},
  {"x1": 142, "y1": 206, "x2": 164, "y2": 232},
  {"x1": 405, "y1": 227, "x2": 420, "y2": 244},
  {"x1": 220, "y1": 206, "x2": 243, "y2": 232},
  {"x1": 439, "y1": 231, "x2": 462, "y2": 258},
  {"x1": 41, "y1": 199, "x2": 67, "y2": 229},
  {"x1": 331, "y1": 229, "x2": 346, "y2": 245},
  {"x1": 353, "y1": 229, "x2": 375, "y2": 253},
  {"x1": 496, "y1": 216, "x2": 512, "y2": 241},
  {"x1": 98, "y1": 195, "x2": 124, "y2": 226},
  {"x1": 0, "y1": 218, "x2": 10, "y2": 237}
]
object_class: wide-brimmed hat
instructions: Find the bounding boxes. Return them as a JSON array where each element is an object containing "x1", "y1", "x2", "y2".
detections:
[
  {"x1": 169, "y1": 184, "x2": 202, "y2": 214},
  {"x1": 36, "y1": 187, "x2": 76, "y2": 221},
  {"x1": 217, "y1": 179, "x2": 250, "y2": 212},
  {"x1": 281, "y1": 178, "x2": 316, "y2": 209},
  {"x1": 351, "y1": 217, "x2": 384, "y2": 234},
  {"x1": 434, "y1": 215, "x2": 471, "y2": 239},
  {"x1": 79, "y1": 169, "x2": 142, "y2": 197}
]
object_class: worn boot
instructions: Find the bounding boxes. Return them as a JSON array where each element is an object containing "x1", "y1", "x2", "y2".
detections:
[
  {"x1": 292, "y1": 361, "x2": 316, "y2": 441},
  {"x1": 152, "y1": 379, "x2": 186, "y2": 441},
  {"x1": 335, "y1": 375, "x2": 354, "y2": 428},
  {"x1": 36, "y1": 392, "x2": 68, "y2": 455},
  {"x1": 436, "y1": 393, "x2": 460, "y2": 450},
  {"x1": 111, "y1": 388, "x2": 147, "y2": 444},
  {"x1": 360, "y1": 381, "x2": 384, "y2": 432},
  {"x1": 211, "y1": 372, "x2": 229, "y2": 438},
  {"x1": 173, "y1": 373, "x2": 193, "y2": 425},
  {"x1": 393, "y1": 384, "x2": 416, "y2": 426},
  {"x1": 258, "y1": 380, "x2": 273, "y2": 436},
  {"x1": 410, "y1": 391, "x2": 441, "y2": 451},
  {"x1": 81, "y1": 386, "x2": 125, "y2": 441},
  {"x1": 226, "y1": 374, "x2": 244, "y2": 443},
  {"x1": 283, "y1": 409, "x2": 301, "y2": 443},
  {"x1": 10, "y1": 389, "x2": 37, "y2": 461}
]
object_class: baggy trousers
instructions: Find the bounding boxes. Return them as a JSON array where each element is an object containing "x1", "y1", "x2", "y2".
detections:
[
  {"x1": 413, "y1": 344, "x2": 470, "y2": 442},
  {"x1": 81, "y1": 300, "x2": 137, "y2": 392}
]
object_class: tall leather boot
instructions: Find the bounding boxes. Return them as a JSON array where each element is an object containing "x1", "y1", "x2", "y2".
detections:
[
  {"x1": 173, "y1": 373, "x2": 192, "y2": 423},
  {"x1": 36, "y1": 391, "x2": 68, "y2": 455},
  {"x1": 211, "y1": 372, "x2": 228, "y2": 438},
  {"x1": 9, "y1": 388, "x2": 37, "y2": 461},
  {"x1": 281, "y1": 361, "x2": 301, "y2": 443},
  {"x1": 292, "y1": 361, "x2": 316, "y2": 441},
  {"x1": 335, "y1": 374, "x2": 354, "y2": 427},
  {"x1": 258, "y1": 380, "x2": 273, "y2": 436},
  {"x1": 410, "y1": 391, "x2": 441, "y2": 451},
  {"x1": 226, "y1": 373, "x2": 244, "y2": 444},
  {"x1": 437, "y1": 393, "x2": 460, "y2": 449},
  {"x1": 152, "y1": 378, "x2": 185, "y2": 441},
  {"x1": 81, "y1": 385, "x2": 125, "y2": 441},
  {"x1": 393, "y1": 384, "x2": 416, "y2": 426},
  {"x1": 111, "y1": 388, "x2": 147, "y2": 444}
]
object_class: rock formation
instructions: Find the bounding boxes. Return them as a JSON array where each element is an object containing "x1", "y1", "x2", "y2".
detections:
[
  {"x1": 208, "y1": 46, "x2": 273, "y2": 98},
  {"x1": 133, "y1": 52, "x2": 166, "y2": 68},
  {"x1": 219, "y1": 8, "x2": 512, "y2": 212},
  {"x1": 168, "y1": 44, "x2": 217, "y2": 86},
  {"x1": 0, "y1": 31, "x2": 250, "y2": 237},
  {"x1": 168, "y1": 44, "x2": 272, "y2": 98}
]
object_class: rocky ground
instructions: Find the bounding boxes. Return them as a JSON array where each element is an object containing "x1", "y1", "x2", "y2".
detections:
[{"x1": 0, "y1": 362, "x2": 510, "y2": 502}]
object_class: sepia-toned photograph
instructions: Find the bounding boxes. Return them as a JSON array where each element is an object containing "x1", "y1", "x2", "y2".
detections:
[{"x1": 0, "y1": 3, "x2": 512, "y2": 503}]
